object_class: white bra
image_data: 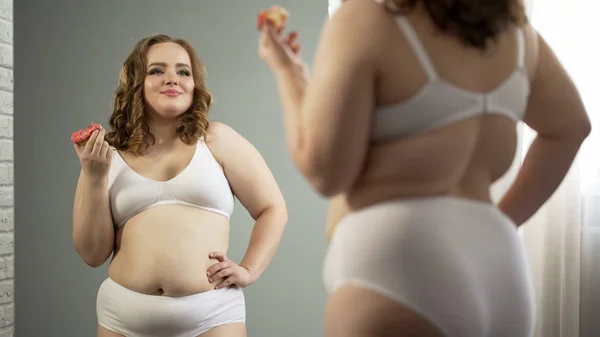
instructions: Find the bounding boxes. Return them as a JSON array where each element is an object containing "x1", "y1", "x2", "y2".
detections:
[
  {"x1": 107, "y1": 138, "x2": 235, "y2": 228},
  {"x1": 328, "y1": 0, "x2": 530, "y2": 141}
]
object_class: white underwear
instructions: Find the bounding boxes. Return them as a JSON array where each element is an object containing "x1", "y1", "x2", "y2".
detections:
[
  {"x1": 97, "y1": 277, "x2": 246, "y2": 337},
  {"x1": 323, "y1": 196, "x2": 536, "y2": 337}
]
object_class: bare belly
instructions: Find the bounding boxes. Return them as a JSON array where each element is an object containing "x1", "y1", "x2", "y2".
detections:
[
  {"x1": 326, "y1": 117, "x2": 518, "y2": 240},
  {"x1": 108, "y1": 205, "x2": 230, "y2": 297}
]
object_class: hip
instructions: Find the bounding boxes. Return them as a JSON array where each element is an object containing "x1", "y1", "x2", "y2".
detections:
[
  {"x1": 97, "y1": 277, "x2": 246, "y2": 337},
  {"x1": 324, "y1": 195, "x2": 533, "y2": 292},
  {"x1": 323, "y1": 196, "x2": 535, "y2": 336}
]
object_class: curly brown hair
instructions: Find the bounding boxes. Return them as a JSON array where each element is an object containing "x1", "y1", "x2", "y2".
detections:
[
  {"x1": 383, "y1": 0, "x2": 528, "y2": 50},
  {"x1": 105, "y1": 34, "x2": 212, "y2": 155}
]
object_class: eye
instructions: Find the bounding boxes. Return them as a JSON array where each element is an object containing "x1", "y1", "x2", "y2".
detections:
[
  {"x1": 178, "y1": 70, "x2": 191, "y2": 76},
  {"x1": 148, "y1": 68, "x2": 163, "y2": 75}
]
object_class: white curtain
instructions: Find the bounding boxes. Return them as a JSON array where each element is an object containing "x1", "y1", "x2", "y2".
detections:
[{"x1": 491, "y1": 0, "x2": 600, "y2": 336}]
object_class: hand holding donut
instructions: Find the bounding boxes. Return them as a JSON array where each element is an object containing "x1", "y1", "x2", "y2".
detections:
[{"x1": 72, "y1": 123, "x2": 113, "y2": 182}]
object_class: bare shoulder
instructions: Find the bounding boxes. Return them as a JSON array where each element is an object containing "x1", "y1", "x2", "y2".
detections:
[
  {"x1": 326, "y1": 0, "x2": 390, "y2": 39},
  {"x1": 205, "y1": 121, "x2": 233, "y2": 140},
  {"x1": 204, "y1": 121, "x2": 247, "y2": 164},
  {"x1": 204, "y1": 121, "x2": 232, "y2": 161},
  {"x1": 336, "y1": 0, "x2": 387, "y2": 14},
  {"x1": 329, "y1": 0, "x2": 392, "y2": 28},
  {"x1": 522, "y1": 23, "x2": 540, "y2": 80},
  {"x1": 322, "y1": 0, "x2": 399, "y2": 63}
]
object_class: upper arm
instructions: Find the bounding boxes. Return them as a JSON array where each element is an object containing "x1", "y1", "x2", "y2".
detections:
[
  {"x1": 522, "y1": 29, "x2": 591, "y2": 140},
  {"x1": 300, "y1": 0, "x2": 382, "y2": 196},
  {"x1": 207, "y1": 122, "x2": 287, "y2": 220}
]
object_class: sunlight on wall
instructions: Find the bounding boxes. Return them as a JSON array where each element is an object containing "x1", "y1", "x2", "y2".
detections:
[{"x1": 525, "y1": 0, "x2": 600, "y2": 187}]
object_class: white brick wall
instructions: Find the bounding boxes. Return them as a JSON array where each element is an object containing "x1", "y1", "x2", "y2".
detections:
[{"x1": 0, "y1": 0, "x2": 12, "y2": 336}]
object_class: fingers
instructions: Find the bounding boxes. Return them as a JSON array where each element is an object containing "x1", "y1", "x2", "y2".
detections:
[
  {"x1": 261, "y1": 22, "x2": 281, "y2": 42},
  {"x1": 214, "y1": 277, "x2": 235, "y2": 289},
  {"x1": 73, "y1": 142, "x2": 83, "y2": 156},
  {"x1": 82, "y1": 129, "x2": 104, "y2": 156},
  {"x1": 82, "y1": 130, "x2": 99, "y2": 155},
  {"x1": 259, "y1": 21, "x2": 302, "y2": 55},
  {"x1": 106, "y1": 145, "x2": 114, "y2": 161},
  {"x1": 257, "y1": 13, "x2": 266, "y2": 30},
  {"x1": 208, "y1": 267, "x2": 234, "y2": 283},
  {"x1": 209, "y1": 251, "x2": 227, "y2": 262},
  {"x1": 285, "y1": 31, "x2": 298, "y2": 44},
  {"x1": 99, "y1": 141, "x2": 109, "y2": 158},
  {"x1": 284, "y1": 31, "x2": 301, "y2": 54},
  {"x1": 290, "y1": 42, "x2": 301, "y2": 55},
  {"x1": 206, "y1": 256, "x2": 235, "y2": 289},
  {"x1": 206, "y1": 252, "x2": 240, "y2": 289},
  {"x1": 206, "y1": 260, "x2": 231, "y2": 277},
  {"x1": 90, "y1": 129, "x2": 106, "y2": 156}
]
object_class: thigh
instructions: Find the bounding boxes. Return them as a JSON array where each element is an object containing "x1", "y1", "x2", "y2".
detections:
[
  {"x1": 97, "y1": 325, "x2": 125, "y2": 337},
  {"x1": 198, "y1": 322, "x2": 247, "y2": 337},
  {"x1": 324, "y1": 285, "x2": 446, "y2": 337}
]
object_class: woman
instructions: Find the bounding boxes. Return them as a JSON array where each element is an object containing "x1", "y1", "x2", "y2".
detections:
[
  {"x1": 259, "y1": 0, "x2": 591, "y2": 336},
  {"x1": 72, "y1": 34, "x2": 288, "y2": 337}
]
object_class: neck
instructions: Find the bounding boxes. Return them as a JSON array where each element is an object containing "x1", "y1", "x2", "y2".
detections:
[{"x1": 147, "y1": 118, "x2": 179, "y2": 145}]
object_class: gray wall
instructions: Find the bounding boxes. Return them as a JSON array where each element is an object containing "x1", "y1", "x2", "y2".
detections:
[{"x1": 15, "y1": 1, "x2": 330, "y2": 336}]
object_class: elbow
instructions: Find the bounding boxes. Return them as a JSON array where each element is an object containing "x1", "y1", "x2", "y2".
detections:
[
  {"x1": 77, "y1": 249, "x2": 110, "y2": 268},
  {"x1": 304, "y1": 169, "x2": 346, "y2": 197},
  {"x1": 295, "y1": 148, "x2": 352, "y2": 197},
  {"x1": 580, "y1": 119, "x2": 592, "y2": 141},
  {"x1": 555, "y1": 118, "x2": 591, "y2": 143},
  {"x1": 82, "y1": 256, "x2": 107, "y2": 268},
  {"x1": 298, "y1": 159, "x2": 337, "y2": 197},
  {"x1": 257, "y1": 201, "x2": 289, "y2": 227},
  {"x1": 568, "y1": 117, "x2": 592, "y2": 143},
  {"x1": 310, "y1": 178, "x2": 343, "y2": 198},
  {"x1": 73, "y1": 240, "x2": 112, "y2": 268},
  {"x1": 272, "y1": 202, "x2": 289, "y2": 226}
]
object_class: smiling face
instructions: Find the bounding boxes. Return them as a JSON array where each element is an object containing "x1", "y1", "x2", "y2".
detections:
[
  {"x1": 106, "y1": 35, "x2": 214, "y2": 155},
  {"x1": 143, "y1": 42, "x2": 195, "y2": 121}
]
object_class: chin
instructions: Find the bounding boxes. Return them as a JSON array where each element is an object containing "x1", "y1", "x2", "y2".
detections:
[{"x1": 156, "y1": 106, "x2": 189, "y2": 118}]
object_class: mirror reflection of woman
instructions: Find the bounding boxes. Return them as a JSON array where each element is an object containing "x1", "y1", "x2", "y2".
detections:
[
  {"x1": 72, "y1": 35, "x2": 287, "y2": 337},
  {"x1": 259, "y1": 0, "x2": 591, "y2": 336}
]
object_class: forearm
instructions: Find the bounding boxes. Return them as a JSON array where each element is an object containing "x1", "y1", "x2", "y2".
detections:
[
  {"x1": 273, "y1": 66, "x2": 309, "y2": 161},
  {"x1": 240, "y1": 207, "x2": 287, "y2": 281},
  {"x1": 498, "y1": 135, "x2": 586, "y2": 226},
  {"x1": 72, "y1": 175, "x2": 115, "y2": 266}
]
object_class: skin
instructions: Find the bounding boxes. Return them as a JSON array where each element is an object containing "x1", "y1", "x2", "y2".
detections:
[
  {"x1": 259, "y1": 0, "x2": 590, "y2": 336},
  {"x1": 73, "y1": 42, "x2": 288, "y2": 337}
]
